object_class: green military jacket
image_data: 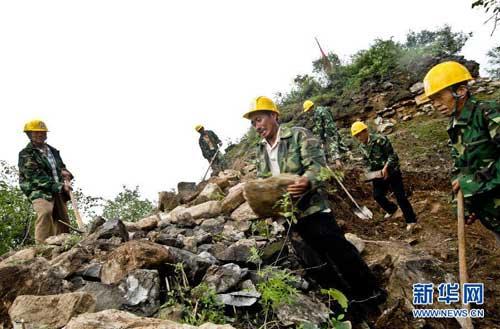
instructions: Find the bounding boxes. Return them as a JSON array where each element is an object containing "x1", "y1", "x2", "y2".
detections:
[
  {"x1": 18, "y1": 143, "x2": 67, "y2": 202},
  {"x1": 255, "y1": 126, "x2": 329, "y2": 217},
  {"x1": 312, "y1": 106, "x2": 347, "y2": 160},
  {"x1": 199, "y1": 130, "x2": 222, "y2": 160},
  {"x1": 358, "y1": 133, "x2": 400, "y2": 172},
  {"x1": 447, "y1": 97, "x2": 500, "y2": 198}
]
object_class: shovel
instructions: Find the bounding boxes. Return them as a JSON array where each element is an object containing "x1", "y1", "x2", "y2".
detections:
[
  {"x1": 201, "y1": 147, "x2": 221, "y2": 182},
  {"x1": 334, "y1": 176, "x2": 373, "y2": 220},
  {"x1": 64, "y1": 180, "x2": 85, "y2": 230},
  {"x1": 457, "y1": 190, "x2": 474, "y2": 329}
]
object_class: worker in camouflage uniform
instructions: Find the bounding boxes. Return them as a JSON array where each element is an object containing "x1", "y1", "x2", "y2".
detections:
[
  {"x1": 244, "y1": 96, "x2": 385, "y2": 306},
  {"x1": 195, "y1": 125, "x2": 225, "y2": 176},
  {"x1": 303, "y1": 100, "x2": 348, "y2": 167},
  {"x1": 18, "y1": 120, "x2": 73, "y2": 243},
  {"x1": 424, "y1": 61, "x2": 499, "y2": 243},
  {"x1": 351, "y1": 121, "x2": 417, "y2": 232}
]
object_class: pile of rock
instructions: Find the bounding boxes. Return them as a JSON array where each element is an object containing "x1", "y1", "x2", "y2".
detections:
[
  {"x1": 0, "y1": 169, "x2": 464, "y2": 329},
  {"x1": 374, "y1": 78, "x2": 500, "y2": 127}
]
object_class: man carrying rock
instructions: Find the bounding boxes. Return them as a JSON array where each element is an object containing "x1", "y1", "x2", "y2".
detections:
[
  {"x1": 18, "y1": 120, "x2": 73, "y2": 243},
  {"x1": 303, "y1": 100, "x2": 348, "y2": 168},
  {"x1": 424, "y1": 61, "x2": 499, "y2": 243},
  {"x1": 195, "y1": 124, "x2": 225, "y2": 176},
  {"x1": 244, "y1": 96, "x2": 385, "y2": 306},
  {"x1": 351, "y1": 121, "x2": 417, "y2": 232}
]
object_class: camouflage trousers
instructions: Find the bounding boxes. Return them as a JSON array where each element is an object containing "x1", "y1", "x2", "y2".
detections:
[
  {"x1": 32, "y1": 193, "x2": 70, "y2": 243},
  {"x1": 466, "y1": 187, "x2": 500, "y2": 234}
]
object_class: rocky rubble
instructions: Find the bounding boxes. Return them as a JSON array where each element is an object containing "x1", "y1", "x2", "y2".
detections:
[
  {"x1": 0, "y1": 169, "x2": 471, "y2": 329},
  {"x1": 373, "y1": 77, "x2": 500, "y2": 128}
]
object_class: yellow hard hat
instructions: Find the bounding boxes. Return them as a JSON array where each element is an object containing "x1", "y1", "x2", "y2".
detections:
[
  {"x1": 195, "y1": 124, "x2": 204, "y2": 132},
  {"x1": 423, "y1": 61, "x2": 473, "y2": 98},
  {"x1": 303, "y1": 100, "x2": 314, "y2": 113},
  {"x1": 243, "y1": 96, "x2": 280, "y2": 119},
  {"x1": 24, "y1": 119, "x2": 48, "y2": 132},
  {"x1": 351, "y1": 121, "x2": 368, "y2": 136}
]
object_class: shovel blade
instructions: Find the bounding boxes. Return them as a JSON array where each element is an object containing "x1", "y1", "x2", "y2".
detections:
[{"x1": 354, "y1": 206, "x2": 373, "y2": 220}]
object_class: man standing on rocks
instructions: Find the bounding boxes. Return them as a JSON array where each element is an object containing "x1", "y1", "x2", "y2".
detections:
[
  {"x1": 18, "y1": 120, "x2": 73, "y2": 243},
  {"x1": 195, "y1": 124, "x2": 225, "y2": 176},
  {"x1": 303, "y1": 100, "x2": 348, "y2": 168},
  {"x1": 424, "y1": 61, "x2": 499, "y2": 243},
  {"x1": 351, "y1": 121, "x2": 417, "y2": 232},
  {"x1": 244, "y1": 96, "x2": 385, "y2": 306}
]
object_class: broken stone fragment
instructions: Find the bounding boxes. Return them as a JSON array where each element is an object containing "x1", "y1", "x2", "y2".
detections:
[
  {"x1": 216, "y1": 290, "x2": 261, "y2": 307},
  {"x1": 124, "y1": 215, "x2": 159, "y2": 232},
  {"x1": 168, "y1": 247, "x2": 213, "y2": 283},
  {"x1": 244, "y1": 174, "x2": 299, "y2": 218},
  {"x1": 221, "y1": 183, "x2": 246, "y2": 214},
  {"x1": 158, "y1": 191, "x2": 180, "y2": 212},
  {"x1": 86, "y1": 216, "x2": 106, "y2": 234},
  {"x1": 211, "y1": 239, "x2": 257, "y2": 263},
  {"x1": 275, "y1": 293, "x2": 331, "y2": 326},
  {"x1": 84, "y1": 219, "x2": 129, "y2": 243},
  {"x1": 193, "y1": 183, "x2": 225, "y2": 205},
  {"x1": 74, "y1": 262, "x2": 102, "y2": 280},
  {"x1": 64, "y1": 309, "x2": 236, "y2": 329},
  {"x1": 171, "y1": 201, "x2": 222, "y2": 222},
  {"x1": 177, "y1": 181, "x2": 199, "y2": 204},
  {"x1": 0, "y1": 258, "x2": 64, "y2": 328},
  {"x1": 118, "y1": 269, "x2": 160, "y2": 316},
  {"x1": 49, "y1": 247, "x2": 92, "y2": 278},
  {"x1": 78, "y1": 269, "x2": 160, "y2": 316},
  {"x1": 202, "y1": 263, "x2": 248, "y2": 293},
  {"x1": 410, "y1": 81, "x2": 424, "y2": 94},
  {"x1": 44, "y1": 233, "x2": 73, "y2": 246},
  {"x1": 230, "y1": 202, "x2": 259, "y2": 222},
  {"x1": 9, "y1": 292, "x2": 95, "y2": 329},
  {"x1": 200, "y1": 217, "x2": 225, "y2": 235},
  {"x1": 100, "y1": 240, "x2": 174, "y2": 284},
  {"x1": 0, "y1": 247, "x2": 38, "y2": 268}
]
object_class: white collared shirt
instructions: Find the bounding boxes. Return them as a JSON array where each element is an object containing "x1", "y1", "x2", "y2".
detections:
[{"x1": 264, "y1": 127, "x2": 281, "y2": 176}]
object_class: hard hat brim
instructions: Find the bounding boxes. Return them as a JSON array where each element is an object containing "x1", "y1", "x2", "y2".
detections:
[
  {"x1": 24, "y1": 128, "x2": 49, "y2": 132},
  {"x1": 303, "y1": 105, "x2": 314, "y2": 113},
  {"x1": 243, "y1": 109, "x2": 280, "y2": 119}
]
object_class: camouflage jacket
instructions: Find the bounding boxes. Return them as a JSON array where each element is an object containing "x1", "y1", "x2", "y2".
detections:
[
  {"x1": 199, "y1": 130, "x2": 222, "y2": 160},
  {"x1": 18, "y1": 143, "x2": 67, "y2": 201},
  {"x1": 312, "y1": 106, "x2": 346, "y2": 160},
  {"x1": 358, "y1": 133, "x2": 400, "y2": 172},
  {"x1": 447, "y1": 97, "x2": 499, "y2": 198},
  {"x1": 255, "y1": 126, "x2": 329, "y2": 217}
]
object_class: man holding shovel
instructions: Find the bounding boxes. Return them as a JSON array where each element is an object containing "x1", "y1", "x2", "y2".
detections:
[
  {"x1": 351, "y1": 121, "x2": 417, "y2": 232},
  {"x1": 195, "y1": 124, "x2": 225, "y2": 177},
  {"x1": 303, "y1": 100, "x2": 348, "y2": 168},
  {"x1": 244, "y1": 96, "x2": 385, "y2": 307},
  {"x1": 18, "y1": 120, "x2": 74, "y2": 243},
  {"x1": 424, "y1": 61, "x2": 499, "y2": 243}
]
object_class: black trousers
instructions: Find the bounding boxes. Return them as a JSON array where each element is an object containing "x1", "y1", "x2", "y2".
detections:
[
  {"x1": 372, "y1": 171, "x2": 416, "y2": 224},
  {"x1": 291, "y1": 211, "x2": 379, "y2": 300}
]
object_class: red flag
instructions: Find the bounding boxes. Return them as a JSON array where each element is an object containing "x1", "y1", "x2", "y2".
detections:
[{"x1": 315, "y1": 37, "x2": 332, "y2": 74}]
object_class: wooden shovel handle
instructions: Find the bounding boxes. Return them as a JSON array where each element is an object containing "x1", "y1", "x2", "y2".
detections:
[
  {"x1": 457, "y1": 190, "x2": 474, "y2": 329},
  {"x1": 65, "y1": 180, "x2": 85, "y2": 230}
]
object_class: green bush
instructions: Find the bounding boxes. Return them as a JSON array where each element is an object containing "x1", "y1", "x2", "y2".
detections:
[
  {"x1": 277, "y1": 25, "x2": 471, "y2": 110},
  {"x1": 0, "y1": 161, "x2": 35, "y2": 254},
  {"x1": 257, "y1": 267, "x2": 299, "y2": 314},
  {"x1": 403, "y1": 25, "x2": 471, "y2": 56},
  {"x1": 486, "y1": 44, "x2": 500, "y2": 78},
  {"x1": 102, "y1": 185, "x2": 155, "y2": 222}
]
